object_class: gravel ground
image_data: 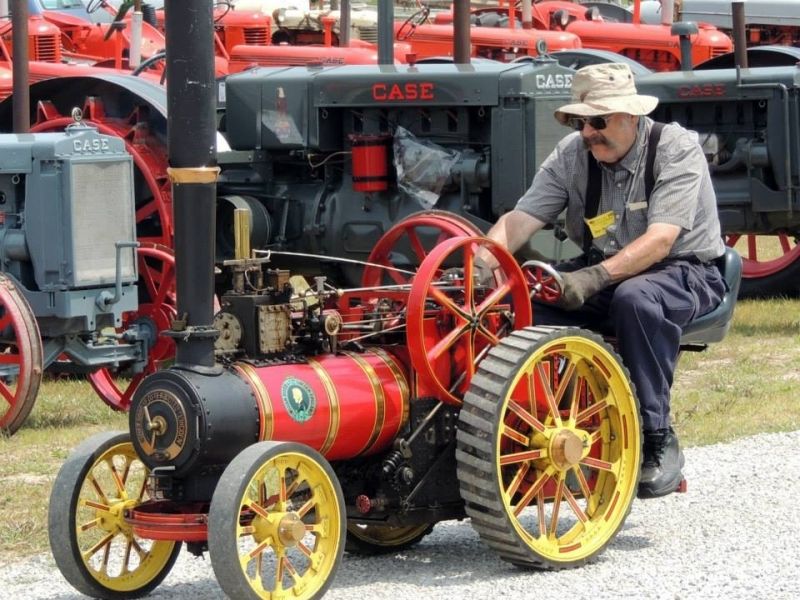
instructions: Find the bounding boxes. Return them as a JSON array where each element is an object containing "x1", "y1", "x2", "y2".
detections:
[{"x1": 4, "y1": 430, "x2": 798, "y2": 600}]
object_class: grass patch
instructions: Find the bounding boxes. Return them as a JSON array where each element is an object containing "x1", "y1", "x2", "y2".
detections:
[
  {"x1": 0, "y1": 381, "x2": 126, "y2": 562},
  {"x1": 673, "y1": 298, "x2": 800, "y2": 446},
  {"x1": 0, "y1": 297, "x2": 797, "y2": 562}
]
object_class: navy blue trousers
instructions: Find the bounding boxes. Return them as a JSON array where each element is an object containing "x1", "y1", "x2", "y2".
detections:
[{"x1": 533, "y1": 257, "x2": 726, "y2": 432}]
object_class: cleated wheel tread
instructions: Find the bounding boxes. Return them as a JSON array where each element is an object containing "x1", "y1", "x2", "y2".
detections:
[{"x1": 456, "y1": 326, "x2": 641, "y2": 570}]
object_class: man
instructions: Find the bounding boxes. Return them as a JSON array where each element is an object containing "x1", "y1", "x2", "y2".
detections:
[{"x1": 482, "y1": 62, "x2": 726, "y2": 498}]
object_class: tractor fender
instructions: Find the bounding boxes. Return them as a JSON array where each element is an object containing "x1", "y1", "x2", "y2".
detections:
[
  {"x1": 694, "y1": 45, "x2": 800, "y2": 70},
  {"x1": 0, "y1": 74, "x2": 167, "y2": 136}
]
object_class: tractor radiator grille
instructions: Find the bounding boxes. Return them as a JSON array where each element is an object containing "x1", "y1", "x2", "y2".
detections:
[
  {"x1": 34, "y1": 34, "x2": 61, "y2": 62},
  {"x1": 357, "y1": 26, "x2": 377, "y2": 43},
  {"x1": 244, "y1": 27, "x2": 270, "y2": 45},
  {"x1": 70, "y1": 160, "x2": 136, "y2": 287}
]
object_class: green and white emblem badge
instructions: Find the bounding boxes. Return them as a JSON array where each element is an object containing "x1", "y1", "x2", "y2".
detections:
[{"x1": 281, "y1": 377, "x2": 316, "y2": 423}]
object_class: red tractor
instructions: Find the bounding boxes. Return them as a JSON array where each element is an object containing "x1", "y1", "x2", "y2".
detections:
[
  {"x1": 36, "y1": 0, "x2": 167, "y2": 70},
  {"x1": 397, "y1": 3, "x2": 583, "y2": 61},
  {"x1": 430, "y1": 0, "x2": 732, "y2": 70}
]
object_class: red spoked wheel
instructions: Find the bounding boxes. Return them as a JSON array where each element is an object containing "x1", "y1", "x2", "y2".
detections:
[
  {"x1": 725, "y1": 233, "x2": 800, "y2": 297},
  {"x1": 87, "y1": 243, "x2": 176, "y2": 412},
  {"x1": 521, "y1": 259, "x2": 564, "y2": 303},
  {"x1": 361, "y1": 211, "x2": 482, "y2": 288},
  {"x1": 31, "y1": 97, "x2": 173, "y2": 249},
  {"x1": 407, "y1": 236, "x2": 532, "y2": 405},
  {"x1": 0, "y1": 275, "x2": 43, "y2": 435}
]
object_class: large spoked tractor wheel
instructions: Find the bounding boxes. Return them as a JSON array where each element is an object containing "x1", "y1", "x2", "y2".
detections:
[
  {"x1": 0, "y1": 274, "x2": 43, "y2": 436},
  {"x1": 48, "y1": 431, "x2": 182, "y2": 599},
  {"x1": 456, "y1": 326, "x2": 641, "y2": 569},
  {"x1": 208, "y1": 441, "x2": 346, "y2": 600}
]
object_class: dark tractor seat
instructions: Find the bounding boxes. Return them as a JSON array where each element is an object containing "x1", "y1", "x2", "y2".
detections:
[{"x1": 679, "y1": 247, "x2": 742, "y2": 347}]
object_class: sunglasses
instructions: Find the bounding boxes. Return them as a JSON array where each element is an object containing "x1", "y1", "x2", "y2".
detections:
[{"x1": 566, "y1": 115, "x2": 615, "y2": 131}]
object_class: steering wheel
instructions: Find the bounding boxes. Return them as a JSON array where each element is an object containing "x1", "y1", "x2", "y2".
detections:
[
  {"x1": 131, "y1": 50, "x2": 167, "y2": 85},
  {"x1": 396, "y1": 5, "x2": 430, "y2": 41},
  {"x1": 521, "y1": 259, "x2": 564, "y2": 303},
  {"x1": 213, "y1": 1, "x2": 233, "y2": 23},
  {"x1": 85, "y1": 0, "x2": 108, "y2": 14}
]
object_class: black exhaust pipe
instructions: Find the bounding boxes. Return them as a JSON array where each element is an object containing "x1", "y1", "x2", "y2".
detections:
[
  {"x1": 731, "y1": 1, "x2": 748, "y2": 69},
  {"x1": 11, "y1": 0, "x2": 29, "y2": 132},
  {"x1": 340, "y1": 0, "x2": 350, "y2": 47},
  {"x1": 164, "y1": 0, "x2": 219, "y2": 370},
  {"x1": 453, "y1": 0, "x2": 470, "y2": 64},
  {"x1": 377, "y1": 0, "x2": 394, "y2": 65}
]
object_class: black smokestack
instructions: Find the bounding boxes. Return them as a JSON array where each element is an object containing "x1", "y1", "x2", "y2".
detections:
[{"x1": 164, "y1": 0, "x2": 218, "y2": 369}]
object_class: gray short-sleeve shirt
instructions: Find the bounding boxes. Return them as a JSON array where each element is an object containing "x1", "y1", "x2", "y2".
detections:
[{"x1": 515, "y1": 117, "x2": 725, "y2": 262}]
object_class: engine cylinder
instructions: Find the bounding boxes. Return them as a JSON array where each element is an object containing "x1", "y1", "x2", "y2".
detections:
[{"x1": 234, "y1": 349, "x2": 409, "y2": 460}]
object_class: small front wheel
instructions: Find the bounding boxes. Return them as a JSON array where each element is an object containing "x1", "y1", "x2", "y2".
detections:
[
  {"x1": 208, "y1": 441, "x2": 346, "y2": 600},
  {"x1": 48, "y1": 431, "x2": 181, "y2": 599}
]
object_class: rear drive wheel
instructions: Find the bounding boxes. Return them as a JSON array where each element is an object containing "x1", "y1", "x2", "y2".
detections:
[{"x1": 456, "y1": 326, "x2": 641, "y2": 569}]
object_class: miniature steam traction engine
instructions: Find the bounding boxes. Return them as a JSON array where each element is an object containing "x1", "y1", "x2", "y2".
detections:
[
  {"x1": 46, "y1": 2, "x2": 740, "y2": 598},
  {"x1": 48, "y1": 212, "x2": 647, "y2": 599}
]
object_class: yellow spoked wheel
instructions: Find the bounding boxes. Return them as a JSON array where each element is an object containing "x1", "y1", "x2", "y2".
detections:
[
  {"x1": 48, "y1": 431, "x2": 181, "y2": 599},
  {"x1": 208, "y1": 441, "x2": 346, "y2": 600},
  {"x1": 345, "y1": 523, "x2": 434, "y2": 555},
  {"x1": 456, "y1": 326, "x2": 641, "y2": 569}
]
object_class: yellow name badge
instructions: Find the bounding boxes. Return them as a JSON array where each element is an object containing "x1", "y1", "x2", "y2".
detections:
[{"x1": 585, "y1": 211, "x2": 616, "y2": 239}]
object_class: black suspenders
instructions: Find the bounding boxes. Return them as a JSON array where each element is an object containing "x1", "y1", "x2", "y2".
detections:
[{"x1": 582, "y1": 121, "x2": 665, "y2": 258}]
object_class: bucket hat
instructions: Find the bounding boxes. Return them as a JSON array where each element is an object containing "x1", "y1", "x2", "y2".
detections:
[{"x1": 554, "y1": 63, "x2": 659, "y2": 125}]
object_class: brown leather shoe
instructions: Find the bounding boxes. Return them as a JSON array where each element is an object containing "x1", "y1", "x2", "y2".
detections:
[{"x1": 638, "y1": 428, "x2": 685, "y2": 499}]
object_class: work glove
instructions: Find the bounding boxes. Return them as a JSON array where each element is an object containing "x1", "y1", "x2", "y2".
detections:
[
  {"x1": 440, "y1": 256, "x2": 495, "y2": 287},
  {"x1": 556, "y1": 264, "x2": 612, "y2": 310},
  {"x1": 473, "y1": 255, "x2": 495, "y2": 287}
]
